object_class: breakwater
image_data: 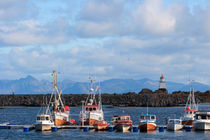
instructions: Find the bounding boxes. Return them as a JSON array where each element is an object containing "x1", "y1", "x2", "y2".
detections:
[{"x1": 0, "y1": 89, "x2": 209, "y2": 107}]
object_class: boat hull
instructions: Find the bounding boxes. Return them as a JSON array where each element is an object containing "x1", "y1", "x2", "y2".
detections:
[
  {"x1": 94, "y1": 124, "x2": 108, "y2": 131},
  {"x1": 194, "y1": 121, "x2": 210, "y2": 131},
  {"x1": 139, "y1": 123, "x2": 156, "y2": 131},
  {"x1": 182, "y1": 120, "x2": 193, "y2": 126},
  {"x1": 54, "y1": 112, "x2": 70, "y2": 126},
  {"x1": 81, "y1": 119, "x2": 101, "y2": 126},
  {"x1": 115, "y1": 124, "x2": 132, "y2": 132},
  {"x1": 167, "y1": 124, "x2": 183, "y2": 131},
  {"x1": 35, "y1": 123, "x2": 54, "y2": 131}
]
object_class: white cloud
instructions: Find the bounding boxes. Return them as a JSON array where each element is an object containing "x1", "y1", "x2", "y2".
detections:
[{"x1": 132, "y1": 0, "x2": 176, "y2": 35}]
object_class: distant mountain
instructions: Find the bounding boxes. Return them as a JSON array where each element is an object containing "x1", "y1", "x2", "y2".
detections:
[{"x1": 0, "y1": 75, "x2": 209, "y2": 94}]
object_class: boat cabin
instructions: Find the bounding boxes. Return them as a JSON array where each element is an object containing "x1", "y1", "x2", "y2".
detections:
[
  {"x1": 112, "y1": 115, "x2": 131, "y2": 122},
  {"x1": 185, "y1": 106, "x2": 197, "y2": 115},
  {"x1": 140, "y1": 114, "x2": 156, "y2": 121},
  {"x1": 84, "y1": 105, "x2": 98, "y2": 112},
  {"x1": 195, "y1": 111, "x2": 210, "y2": 120},
  {"x1": 168, "y1": 119, "x2": 182, "y2": 124},
  {"x1": 37, "y1": 115, "x2": 51, "y2": 121}
]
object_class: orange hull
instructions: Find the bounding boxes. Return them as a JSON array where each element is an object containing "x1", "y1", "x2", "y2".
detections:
[
  {"x1": 82, "y1": 119, "x2": 99, "y2": 126},
  {"x1": 139, "y1": 123, "x2": 156, "y2": 131},
  {"x1": 55, "y1": 119, "x2": 69, "y2": 126},
  {"x1": 182, "y1": 120, "x2": 193, "y2": 126}
]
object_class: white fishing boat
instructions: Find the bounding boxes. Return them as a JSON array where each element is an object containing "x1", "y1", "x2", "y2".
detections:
[
  {"x1": 194, "y1": 111, "x2": 210, "y2": 131},
  {"x1": 79, "y1": 77, "x2": 105, "y2": 126},
  {"x1": 181, "y1": 80, "x2": 198, "y2": 126},
  {"x1": 35, "y1": 114, "x2": 54, "y2": 131},
  {"x1": 35, "y1": 98, "x2": 54, "y2": 131},
  {"x1": 167, "y1": 118, "x2": 183, "y2": 131}
]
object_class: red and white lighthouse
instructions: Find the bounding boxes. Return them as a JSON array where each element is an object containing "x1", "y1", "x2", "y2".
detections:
[{"x1": 159, "y1": 74, "x2": 166, "y2": 90}]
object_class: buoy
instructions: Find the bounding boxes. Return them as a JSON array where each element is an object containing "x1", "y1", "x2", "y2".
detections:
[
  {"x1": 51, "y1": 126, "x2": 58, "y2": 132},
  {"x1": 83, "y1": 126, "x2": 89, "y2": 132},
  {"x1": 108, "y1": 126, "x2": 114, "y2": 132},
  {"x1": 185, "y1": 126, "x2": 192, "y2": 132},
  {"x1": 159, "y1": 126, "x2": 164, "y2": 132},
  {"x1": 23, "y1": 127, "x2": 30, "y2": 132},
  {"x1": 133, "y1": 126, "x2": 138, "y2": 132}
]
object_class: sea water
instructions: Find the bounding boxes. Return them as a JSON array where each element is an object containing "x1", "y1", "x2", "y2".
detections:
[{"x1": 0, "y1": 104, "x2": 209, "y2": 140}]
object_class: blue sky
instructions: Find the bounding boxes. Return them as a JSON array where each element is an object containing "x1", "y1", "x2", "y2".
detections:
[{"x1": 0, "y1": 0, "x2": 210, "y2": 84}]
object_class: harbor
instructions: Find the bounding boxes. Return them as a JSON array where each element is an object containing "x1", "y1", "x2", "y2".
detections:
[{"x1": 0, "y1": 105, "x2": 209, "y2": 140}]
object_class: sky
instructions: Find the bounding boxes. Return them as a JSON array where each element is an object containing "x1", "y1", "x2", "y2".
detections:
[{"x1": 0, "y1": 0, "x2": 210, "y2": 84}]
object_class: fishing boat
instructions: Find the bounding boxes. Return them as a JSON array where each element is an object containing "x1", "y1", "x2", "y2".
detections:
[
  {"x1": 112, "y1": 115, "x2": 133, "y2": 132},
  {"x1": 139, "y1": 114, "x2": 156, "y2": 131},
  {"x1": 193, "y1": 111, "x2": 210, "y2": 130},
  {"x1": 167, "y1": 118, "x2": 183, "y2": 131},
  {"x1": 50, "y1": 71, "x2": 73, "y2": 126},
  {"x1": 35, "y1": 114, "x2": 54, "y2": 131},
  {"x1": 79, "y1": 77, "x2": 105, "y2": 126},
  {"x1": 182, "y1": 80, "x2": 198, "y2": 126},
  {"x1": 94, "y1": 120, "x2": 109, "y2": 131}
]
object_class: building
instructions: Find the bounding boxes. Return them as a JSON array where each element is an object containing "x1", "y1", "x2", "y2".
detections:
[{"x1": 159, "y1": 74, "x2": 166, "y2": 90}]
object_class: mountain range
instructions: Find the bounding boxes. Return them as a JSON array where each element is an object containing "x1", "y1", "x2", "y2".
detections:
[{"x1": 0, "y1": 75, "x2": 209, "y2": 94}]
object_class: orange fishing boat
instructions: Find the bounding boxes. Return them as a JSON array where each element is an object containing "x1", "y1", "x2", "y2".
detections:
[
  {"x1": 50, "y1": 71, "x2": 74, "y2": 126},
  {"x1": 181, "y1": 80, "x2": 198, "y2": 126},
  {"x1": 79, "y1": 77, "x2": 105, "y2": 126},
  {"x1": 139, "y1": 114, "x2": 156, "y2": 131}
]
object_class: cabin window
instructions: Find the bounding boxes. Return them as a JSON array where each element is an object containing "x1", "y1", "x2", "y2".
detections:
[
  {"x1": 190, "y1": 112, "x2": 192, "y2": 114},
  {"x1": 37, "y1": 117, "x2": 40, "y2": 120},
  {"x1": 41, "y1": 117, "x2": 45, "y2": 120},
  {"x1": 146, "y1": 116, "x2": 150, "y2": 120},
  {"x1": 126, "y1": 117, "x2": 129, "y2": 120},
  {"x1": 151, "y1": 116, "x2": 155, "y2": 120},
  {"x1": 89, "y1": 108, "x2": 92, "y2": 111},
  {"x1": 46, "y1": 117, "x2": 49, "y2": 120},
  {"x1": 201, "y1": 115, "x2": 207, "y2": 119},
  {"x1": 86, "y1": 108, "x2": 88, "y2": 111},
  {"x1": 140, "y1": 116, "x2": 144, "y2": 120},
  {"x1": 93, "y1": 108, "x2": 96, "y2": 111}
]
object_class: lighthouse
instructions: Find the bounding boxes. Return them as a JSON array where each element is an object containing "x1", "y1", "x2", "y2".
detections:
[{"x1": 159, "y1": 74, "x2": 166, "y2": 90}]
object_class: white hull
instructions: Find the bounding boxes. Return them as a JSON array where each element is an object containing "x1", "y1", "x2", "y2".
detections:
[
  {"x1": 194, "y1": 120, "x2": 210, "y2": 131},
  {"x1": 35, "y1": 122, "x2": 54, "y2": 131},
  {"x1": 167, "y1": 123, "x2": 183, "y2": 131}
]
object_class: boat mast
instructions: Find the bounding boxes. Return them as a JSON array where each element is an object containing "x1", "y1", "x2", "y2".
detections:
[{"x1": 53, "y1": 71, "x2": 57, "y2": 110}]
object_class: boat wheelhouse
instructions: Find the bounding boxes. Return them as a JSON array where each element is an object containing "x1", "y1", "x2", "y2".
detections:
[
  {"x1": 193, "y1": 111, "x2": 210, "y2": 130},
  {"x1": 167, "y1": 118, "x2": 183, "y2": 131}
]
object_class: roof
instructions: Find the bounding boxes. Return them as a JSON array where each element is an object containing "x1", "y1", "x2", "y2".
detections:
[
  {"x1": 112, "y1": 115, "x2": 130, "y2": 117},
  {"x1": 84, "y1": 104, "x2": 98, "y2": 107},
  {"x1": 160, "y1": 75, "x2": 164, "y2": 79}
]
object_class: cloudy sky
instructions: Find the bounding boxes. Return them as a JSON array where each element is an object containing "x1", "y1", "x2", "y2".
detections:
[{"x1": 0, "y1": 0, "x2": 210, "y2": 84}]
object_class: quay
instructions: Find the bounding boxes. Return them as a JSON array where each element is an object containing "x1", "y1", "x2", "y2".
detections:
[{"x1": 0, "y1": 122, "x2": 166, "y2": 130}]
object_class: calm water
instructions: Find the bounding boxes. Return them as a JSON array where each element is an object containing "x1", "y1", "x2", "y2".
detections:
[{"x1": 0, "y1": 105, "x2": 209, "y2": 140}]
